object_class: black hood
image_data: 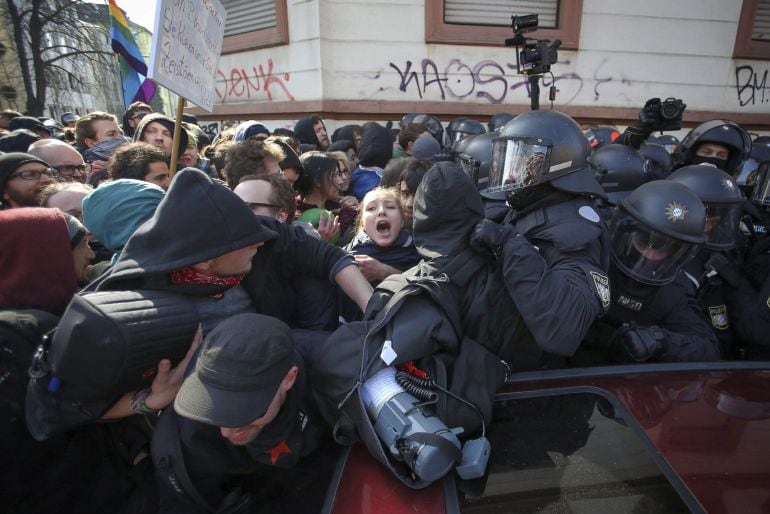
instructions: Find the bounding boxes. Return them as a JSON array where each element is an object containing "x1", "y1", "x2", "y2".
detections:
[
  {"x1": 357, "y1": 125, "x2": 392, "y2": 168},
  {"x1": 413, "y1": 162, "x2": 483, "y2": 266},
  {"x1": 294, "y1": 116, "x2": 320, "y2": 148},
  {"x1": 99, "y1": 168, "x2": 277, "y2": 289}
]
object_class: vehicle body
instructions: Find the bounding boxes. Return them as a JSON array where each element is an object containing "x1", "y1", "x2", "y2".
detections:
[{"x1": 321, "y1": 362, "x2": 770, "y2": 514}]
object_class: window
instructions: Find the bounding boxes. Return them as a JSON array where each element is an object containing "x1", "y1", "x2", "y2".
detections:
[
  {"x1": 734, "y1": 0, "x2": 770, "y2": 59},
  {"x1": 220, "y1": 0, "x2": 288, "y2": 54},
  {"x1": 425, "y1": 0, "x2": 582, "y2": 49},
  {"x1": 455, "y1": 393, "x2": 695, "y2": 513}
]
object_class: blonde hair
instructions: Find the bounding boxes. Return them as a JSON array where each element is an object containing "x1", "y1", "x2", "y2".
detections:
[{"x1": 356, "y1": 187, "x2": 405, "y2": 233}]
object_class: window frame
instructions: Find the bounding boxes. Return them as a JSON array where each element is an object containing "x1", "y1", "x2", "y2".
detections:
[
  {"x1": 425, "y1": 0, "x2": 583, "y2": 50},
  {"x1": 734, "y1": 0, "x2": 770, "y2": 60},
  {"x1": 220, "y1": 0, "x2": 289, "y2": 55}
]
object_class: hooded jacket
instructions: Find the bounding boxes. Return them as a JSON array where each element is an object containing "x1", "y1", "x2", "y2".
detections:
[
  {"x1": 96, "y1": 168, "x2": 354, "y2": 328},
  {"x1": 349, "y1": 125, "x2": 393, "y2": 199},
  {"x1": 133, "y1": 113, "x2": 189, "y2": 157},
  {"x1": 293, "y1": 116, "x2": 323, "y2": 149}
]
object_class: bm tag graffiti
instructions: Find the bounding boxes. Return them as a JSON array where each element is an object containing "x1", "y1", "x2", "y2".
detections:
[{"x1": 736, "y1": 65, "x2": 770, "y2": 106}]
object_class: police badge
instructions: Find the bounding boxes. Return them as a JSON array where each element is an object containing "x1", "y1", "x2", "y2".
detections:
[
  {"x1": 708, "y1": 305, "x2": 729, "y2": 330},
  {"x1": 590, "y1": 271, "x2": 611, "y2": 310}
]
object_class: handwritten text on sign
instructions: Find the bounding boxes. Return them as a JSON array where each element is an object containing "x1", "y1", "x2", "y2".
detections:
[{"x1": 149, "y1": 0, "x2": 226, "y2": 112}]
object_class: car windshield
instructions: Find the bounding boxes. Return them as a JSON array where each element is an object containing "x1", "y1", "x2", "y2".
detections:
[{"x1": 457, "y1": 392, "x2": 693, "y2": 513}]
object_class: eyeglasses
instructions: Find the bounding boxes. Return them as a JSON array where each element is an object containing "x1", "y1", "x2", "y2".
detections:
[
  {"x1": 9, "y1": 167, "x2": 57, "y2": 180},
  {"x1": 332, "y1": 166, "x2": 350, "y2": 179},
  {"x1": 247, "y1": 202, "x2": 280, "y2": 210},
  {"x1": 130, "y1": 111, "x2": 151, "y2": 121},
  {"x1": 53, "y1": 163, "x2": 91, "y2": 177}
]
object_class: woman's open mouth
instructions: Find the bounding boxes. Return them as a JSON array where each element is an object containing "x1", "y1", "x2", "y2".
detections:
[{"x1": 376, "y1": 219, "x2": 391, "y2": 235}]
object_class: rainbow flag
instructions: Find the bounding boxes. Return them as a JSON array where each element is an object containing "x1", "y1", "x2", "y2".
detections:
[{"x1": 109, "y1": 0, "x2": 155, "y2": 107}]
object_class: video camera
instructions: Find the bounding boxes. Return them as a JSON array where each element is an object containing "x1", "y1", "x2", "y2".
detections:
[{"x1": 505, "y1": 14, "x2": 561, "y2": 77}]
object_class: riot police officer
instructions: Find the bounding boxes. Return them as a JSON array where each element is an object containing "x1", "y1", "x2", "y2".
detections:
[
  {"x1": 470, "y1": 110, "x2": 611, "y2": 369},
  {"x1": 669, "y1": 165, "x2": 745, "y2": 357},
  {"x1": 580, "y1": 180, "x2": 721, "y2": 363},
  {"x1": 446, "y1": 118, "x2": 485, "y2": 150},
  {"x1": 589, "y1": 143, "x2": 649, "y2": 207},
  {"x1": 672, "y1": 119, "x2": 752, "y2": 177}
]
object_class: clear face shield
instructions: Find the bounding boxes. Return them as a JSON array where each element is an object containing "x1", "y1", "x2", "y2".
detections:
[
  {"x1": 610, "y1": 214, "x2": 699, "y2": 285},
  {"x1": 487, "y1": 137, "x2": 552, "y2": 195},
  {"x1": 457, "y1": 153, "x2": 480, "y2": 184},
  {"x1": 703, "y1": 202, "x2": 742, "y2": 250},
  {"x1": 750, "y1": 162, "x2": 770, "y2": 207}
]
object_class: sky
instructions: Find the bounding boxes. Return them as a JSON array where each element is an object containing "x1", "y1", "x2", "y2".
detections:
[{"x1": 85, "y1": 0, "x2": 158, "y2": 31}]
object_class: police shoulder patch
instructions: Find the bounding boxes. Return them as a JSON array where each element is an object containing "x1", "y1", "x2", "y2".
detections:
[
  {"x1": 590, "y1": 271, "x2": 611, "y2": 310},
  {"x1": 578, "y1": 205, "x2": 601, "y2": 223},
  {"x1": 708, "y1": 305, "x2": 729, "y2": 330},
  {"x1": 766, "y1": 296, "x2": 770, "y2": 311}
]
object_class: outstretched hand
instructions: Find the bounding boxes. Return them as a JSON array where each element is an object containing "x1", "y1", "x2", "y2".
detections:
[
  {"x1": 317, "y1": 211, "x2": 340, "y2": 242},
  {"x1": 145, "y1": 324, "x2": 203, "y2": 411}
]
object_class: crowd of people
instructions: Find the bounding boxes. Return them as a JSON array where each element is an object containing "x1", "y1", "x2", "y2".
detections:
[{"x1": 1, "y1": 98, "x2": 769, "y2": 512}]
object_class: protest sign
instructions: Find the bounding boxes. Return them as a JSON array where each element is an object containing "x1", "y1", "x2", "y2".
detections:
[{"x1": 148, "y1": 0, "x2": 226, "y2": 112}]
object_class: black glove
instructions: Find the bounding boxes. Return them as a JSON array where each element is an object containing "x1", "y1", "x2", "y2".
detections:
[
  {"x1": 638, "y1": 97, "x2": 662, "y2": 128},
  {"x1": 704, "y1": 253, "x2": 744, "y2": 288},
  {"x1": 470, "y1": 219, "x2": 514, "y2": 257},
  {"x1": 609, "y1": 325, "x2": 668, "y2": 363},
  {"x1": 433, "y1": 149, "x2": 456, "y2": 162}
]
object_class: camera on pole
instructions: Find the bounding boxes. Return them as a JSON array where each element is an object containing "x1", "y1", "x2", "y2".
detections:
[{"x1": 505, "y1": 14, "x2": 562, "y2": 110}]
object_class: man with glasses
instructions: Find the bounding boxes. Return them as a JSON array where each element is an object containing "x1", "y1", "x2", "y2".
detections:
[
  {"x1": 0, "y1": 152, "x2": 57, "y2": 209},
  {"x1": 29, "y1": 139, "x2": 90, "y2": 183},
  {"x1": 122, "y1": 101, "x2": 153, "y2": 138}
]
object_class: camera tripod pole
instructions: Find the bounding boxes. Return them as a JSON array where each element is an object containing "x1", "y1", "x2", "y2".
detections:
[{"x1": 528, "y1": 74, "x2": 541, "y2": 111}]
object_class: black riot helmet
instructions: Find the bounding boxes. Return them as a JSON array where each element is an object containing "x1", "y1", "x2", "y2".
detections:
[
  {"x1": 449, "y1": 119, "x2": 485, "y2": 150},
  {"x1": 488, "y1": 113, "x2": 515, "y2": 132},
  {"x1": 589, "y1": 144, "x2": 648, "y2": 204},
  {"x1": 584, "y1": 126, "x2": 621, "y2": 152},
  {"x1": 750, "y1": 161, "x2": 770, "y2": 209},
  {"x1": 400, "y1": 113, "x2": 419, "y2": 128},
  {"x1": 445, "y1": 117, "x2": 469, "y2": 147},
  {"x1": 411, "y1": 114, "x2": 444, "y2": 148},
  {"x1": 485, "y1": 110, "x2": 605, "y2": 202},
  {"x1": 647, "y1": 134, "x2": 680, "y2": 155},
  {"x1": 673, "y1": 120, "x2": 752, "y2": 176},
  {"x1": 668, "y1": 165, "x2": 743, "y2": 250},
  {"x1": 639, "y1": 142, "x2": 673, "y2": 180},
  {"x1": 735, "y1": 141, "x2": 770, "y2": 190},
  {"x1": 610, "y1": 180, "x2": 706, "y2": 285},
  {"x1": 457, "y1": 131, "x2": 497, "y2": 191}
]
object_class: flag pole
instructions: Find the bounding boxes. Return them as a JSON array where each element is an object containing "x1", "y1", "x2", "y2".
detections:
[{"x1": 169, "y1": 96, "x2": 185, "y2": 176}]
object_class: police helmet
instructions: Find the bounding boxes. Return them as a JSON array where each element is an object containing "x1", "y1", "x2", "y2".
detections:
[
  {"x1": 610, "y1": 180, "x2": 706, "y2": 285},
  {"x1": 751, "y1": 161, "x2": 770, "y2": 208},
  {"x1": 488, "y1": 113, "x2": 515, "y2": 132},
  {"x1": 457, "y1": 131, "x2": 497, "y2": 190},
  {"x1": 639, "y1": 142, "x2": 673, "y2": 180},
  {"x1": 673, "y1": 120, "x2": 751, "y2": 176},
  {"x1": 445, "y1": 117, "x2": 469, "y2": 147},
  {"x1": 411, "y1": 114, "x2": 444, "y2": 148},
  {"x1": 485, "y1": 110, "x2": 605, "y2": 201},
  {"x1": 400, "y1": 113, "x2": 419, "y2": 128},
  {"x1": 61, "y1": 112, "x2": 79, "y2": 125},
  {"x1": 449, "y1": 119, "x2": 485, "y2": 150},
  {"x1": 589, "y1": 144, "x2": 648, "y2": 204},
  {"x1": 647, "y1": 134, "x2": 680, "y2": 155},
  {"x1": 585, "y1": 126, "x2": 620, "y2": 151},
  {"x1": 668, "y1": 165, "x2": 743, "y2": 250},
  {"x1": 735, "y1": 141, "x2": 770, "y2": 189}
]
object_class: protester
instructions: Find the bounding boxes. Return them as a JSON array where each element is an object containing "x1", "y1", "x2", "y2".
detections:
[
  {"x1": 0, "y1": 152, "x2": 56, "y2": 209},
  {"x1": 29, "y1": 139, "x2": 90, "y2": 182},
  {"x1": 224, "y1": 138, "x2": 283, "y2": 190},
  {"x1": 39, "y1": 181, "x2": 92, "y2": 221},
  {"x1": 350, "y1": 124, "x2": 392, "y2": 200},
  {"x1": 109, "y1": 141, "x2": 172, "y2": 189},
  {"x1": 293, "y1": 115, "x2": 330, "y2": 150}
]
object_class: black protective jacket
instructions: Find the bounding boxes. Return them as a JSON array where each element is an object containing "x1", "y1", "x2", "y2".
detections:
[{"x1": 582, "y1": 266, "x2": 721, "y2": 362}]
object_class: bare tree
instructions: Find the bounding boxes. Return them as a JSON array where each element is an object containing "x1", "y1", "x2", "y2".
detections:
[{"x1": 1, "y1": 0, "x2": 113, "y2": 115}]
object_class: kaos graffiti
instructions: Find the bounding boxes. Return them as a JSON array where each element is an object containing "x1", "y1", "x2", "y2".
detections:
[
  {"x1": 385, "y1": 57, "x2": 590, "y2": 104},
  {"x1": 215, "y1": 59, "x2": 295, "y2": 103}
]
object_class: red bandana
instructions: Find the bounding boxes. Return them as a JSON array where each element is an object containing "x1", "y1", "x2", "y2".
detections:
[{"x1": 170, "y1": 267, "x2": 245, "y2": 299}]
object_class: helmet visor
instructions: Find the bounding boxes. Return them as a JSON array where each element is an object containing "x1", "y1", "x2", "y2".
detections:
[
  {"x1": 457, "y1": 153, "x2": 480, "y2": 183},
  {"x1": 488, "y1": 137, "x2": 551, "y2": 194},
  {"x1": 704, "y1": 202, "x2": 741, "y2": 249},
  {"x1": 751, "y1": 162, "x2": 770, "y2": 206},
  {"x1": 611, "y1": 214, "x2": 698, "y2": 285}
]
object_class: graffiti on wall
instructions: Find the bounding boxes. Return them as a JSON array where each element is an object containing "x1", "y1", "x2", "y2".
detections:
[
  {"x1": 200, "y1": 121, "x2": 221, "y2": 141},
  {"x1": 215, "y1": 58, "x2": 295, "y2": 103},
  {"x1": 736, "y1": 65, "x2": 770, "y2": 106},
  {"x1": 381, "y1": 57, "x2": 629, "y2": 105}
]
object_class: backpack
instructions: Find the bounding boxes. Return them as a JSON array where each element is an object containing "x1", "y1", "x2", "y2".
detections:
[{"x1": 26, "y1": 289, "x2": 199, "y2": 440}]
